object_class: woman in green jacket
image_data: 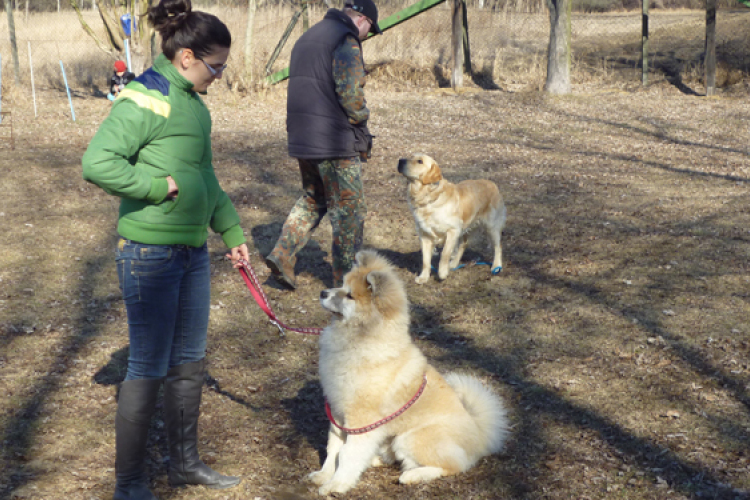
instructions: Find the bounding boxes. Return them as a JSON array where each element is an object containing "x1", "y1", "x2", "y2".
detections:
[{"x1": 82, "y1": 0, "x2": 247, "y2": 498}]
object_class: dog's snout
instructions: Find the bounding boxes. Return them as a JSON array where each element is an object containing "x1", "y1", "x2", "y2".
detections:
[
  {"x1": 320, "y1": 290, "x2": 330, "y2": 300},
  {"x1": 397, "y1": 158, "x2": 407, "y2": 174}
]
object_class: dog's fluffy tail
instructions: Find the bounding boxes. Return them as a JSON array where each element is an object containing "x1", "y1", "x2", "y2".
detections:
[{"x1": 445, "y1": 373, "x2": 510, "y2": 455}]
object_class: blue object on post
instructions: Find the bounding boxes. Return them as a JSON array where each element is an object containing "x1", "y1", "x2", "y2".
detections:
[{"x1": 120, "y1": 14, "x2": 135, "y2": 36}]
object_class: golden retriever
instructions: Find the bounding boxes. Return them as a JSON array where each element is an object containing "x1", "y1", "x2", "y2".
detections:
[
  {"x1": 309, "y1": 250, "x2": 510, "y2": 495},
  {"x1": 397, "y1": 154, "x2": 506, "y2": 284}
]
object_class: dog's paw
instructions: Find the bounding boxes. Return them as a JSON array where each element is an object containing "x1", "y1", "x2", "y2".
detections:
[
  {"x1": 319, "y1": 478, "x2": 356, "y2": 495},
  {"x1": 437, "y1": 269, "x2": 449, "y2": 281},
  {"x1": 399, "y1": 466, "x2": 445, "y2": 484},
  {"x1": 307, "y1": 470, "x2": 332, "y2": 486},
  {"x1": 415, "y1": 274, "x2": 430, "y2": 285}
]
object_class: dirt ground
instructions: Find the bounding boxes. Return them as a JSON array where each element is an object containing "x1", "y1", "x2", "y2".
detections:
[{"x1": 1, "y1": 68, "x2": 750, "y2": 500}]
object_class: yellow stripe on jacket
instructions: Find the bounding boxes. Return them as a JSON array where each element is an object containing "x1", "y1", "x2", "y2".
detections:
[{"x1": 117, "y1": 88, "x2": 171, "y2": 118}]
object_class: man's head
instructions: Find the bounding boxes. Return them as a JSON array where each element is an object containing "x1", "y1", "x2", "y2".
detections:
[
  {"x1": 344, "y1": 0, "x2": 381, "y2": 40},
  {"x1": 114, "y1": 60, "x2": 127, "y2": 74}
]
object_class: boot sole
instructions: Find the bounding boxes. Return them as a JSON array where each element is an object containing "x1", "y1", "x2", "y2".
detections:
[{"x1": 265, "y1": 256, "x2": 297, "y2": 290}]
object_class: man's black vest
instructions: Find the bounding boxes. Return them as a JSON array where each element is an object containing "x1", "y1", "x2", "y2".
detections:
[{"x1": 286, "y1": 9, "x2": 364, "y2": 159}]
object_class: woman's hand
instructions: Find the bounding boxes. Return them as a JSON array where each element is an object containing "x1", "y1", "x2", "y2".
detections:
[
  {"x1": 166, "y1": 176, "x2": 179, "y2": 198},
  {"x1": 226, "y1": 243, "x2": 249, "y2": 268}
]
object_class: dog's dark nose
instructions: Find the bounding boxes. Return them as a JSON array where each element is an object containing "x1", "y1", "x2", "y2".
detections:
[
  {"x1": 397, "y1": 158, "x2": 406, "y2": 174},
  {"x1": 320, "y1": 290, "x2": 329, "y2": 300}
]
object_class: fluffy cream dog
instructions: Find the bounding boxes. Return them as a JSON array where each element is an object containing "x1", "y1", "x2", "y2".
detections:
[
  {"x1": 397, "y1": 154, "x2": 507, "y2": 284},
  {"x1": 309, "y1": 250, "x2": 510, "y2": 495}
]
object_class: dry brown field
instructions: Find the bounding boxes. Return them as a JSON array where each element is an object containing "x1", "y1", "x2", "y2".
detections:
[{"x1": 1, "y1": 5, "x2": 750, "y2": 500}]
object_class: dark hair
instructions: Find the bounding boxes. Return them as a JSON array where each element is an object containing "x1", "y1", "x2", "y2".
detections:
[{"x1": 147, "y1": 0, "x2": 231, "y2": 60}]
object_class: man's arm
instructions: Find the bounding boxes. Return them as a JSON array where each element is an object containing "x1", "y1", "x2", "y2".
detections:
[{"x1": 333, "y1": 35, "x2": 369, "y2": 125}]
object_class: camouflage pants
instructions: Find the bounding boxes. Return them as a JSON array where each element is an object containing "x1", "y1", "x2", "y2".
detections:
[{"x1": 269, "y1": 157, "x2": 366, "y2": 287}]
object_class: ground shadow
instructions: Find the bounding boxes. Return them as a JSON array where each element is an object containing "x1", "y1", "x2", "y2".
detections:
[
  {"x1": 93, "y1": 345, "x2": 129, "y2": 386},
  {"x1": 250, "y1": 223, "x2": 333, "y2": 288},
  {"x1": 281, "y1": 380, "x2": 329, "y2": 466},
  {"x1": 0, "y1": 243, "x2": 116, "y2": 500}
]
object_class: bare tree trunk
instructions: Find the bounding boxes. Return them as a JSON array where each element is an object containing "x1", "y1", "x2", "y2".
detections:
[
  {"x1": 544, "y1": 0, "x2": 571, "y2": 94},
  {"x1": 5, "y1": 0, "x2": 21, "y2": 83},
  {"x1": 70, "y1": 0, "x2": 118, "y2": 54},
  {"x1": 138, "y1": 0, "x2": 157, "y2": 65},
  {"x1": 461, "y1": 0, "x2": 471, "y2": 75},
  {"x1": 705, "y1": 0, "x2": 716, "y2": 96},
  {"x1": 94, "y1": 0, "x2": 125, "y2": 51},
  {"x1": 451, "y1": 0, "x2": 464, "y2": 88},
  {"x1": 245, "y1": 0, "x2": 257, "y2": 83}
]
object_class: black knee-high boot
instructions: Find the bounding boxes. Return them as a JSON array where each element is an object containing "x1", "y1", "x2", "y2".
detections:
[
  {"x1": 164, "y1": 359, "x2": 241, "y2": 489},
  {"x1": 113, "y1": 378, "x2": 162, "y2": 500}
]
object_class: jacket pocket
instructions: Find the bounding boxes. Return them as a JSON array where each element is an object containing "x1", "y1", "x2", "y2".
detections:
[{"x1": 159, "y1": 169, "x2": 209, "y2": 224}]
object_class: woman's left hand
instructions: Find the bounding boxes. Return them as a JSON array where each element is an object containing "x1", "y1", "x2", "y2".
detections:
[{"x1": 226, "y1": 243, "x2": 250, "y2": 268}]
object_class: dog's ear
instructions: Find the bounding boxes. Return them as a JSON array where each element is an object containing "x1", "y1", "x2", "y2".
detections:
[
  {"x1": 355, "y1": 249, "x2": 376, "y2": 268},
  {"x1": 365, "y1": 270, "x2": 389, "y2": 296},
  {"x1": 421, "y1": 162, "x2": 442, "y2": 184}
]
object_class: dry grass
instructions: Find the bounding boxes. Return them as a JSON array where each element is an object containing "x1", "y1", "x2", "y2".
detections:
[{"x1": 1, "y1": 60, "x2": 750, "y2": 500}]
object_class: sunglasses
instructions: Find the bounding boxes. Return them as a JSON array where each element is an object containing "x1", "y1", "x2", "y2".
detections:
[{"x1": 198, "y1": 58, "x2": 227, "y2": 76}]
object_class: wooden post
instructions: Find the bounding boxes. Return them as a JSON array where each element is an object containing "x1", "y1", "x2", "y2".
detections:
[
  {"x1": 302, "y1": 0, "x2": 309, "y2": 31},
  {"x1": 451, "y1": 0, "x2": 464, "y2": 88},
  {"x1": 641, "y1": 0, "x2": 648, "y2": 86},
  {"x1": 5, "y1": 0, "x2": 21, "y2": 84},
  {"x1": 705, "y1": 0, "x2": 716, "y2": 96},
  {"x1": 245, "y1": 0, "x2": 257, "y2": 82}
]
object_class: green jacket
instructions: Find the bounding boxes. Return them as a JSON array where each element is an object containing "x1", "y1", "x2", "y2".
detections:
[{"x1": 82, "y1": 53, "x2": 245, "y2": 249}]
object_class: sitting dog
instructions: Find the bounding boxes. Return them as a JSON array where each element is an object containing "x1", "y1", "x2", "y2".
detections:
[
  {"x1": 310, "y1": 250, "x2": 510, "y2": 495},
  {"x1": 397, "y1": 154, "x2": 506, "y2": 284}
]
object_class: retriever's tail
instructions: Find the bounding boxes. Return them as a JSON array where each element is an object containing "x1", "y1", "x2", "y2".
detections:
[{"x1": 445, "y1": 373, "x2": 510, "y2": 455}]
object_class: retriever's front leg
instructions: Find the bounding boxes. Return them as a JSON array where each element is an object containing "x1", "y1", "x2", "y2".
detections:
[{"x1": 416, "y1": 235, "x2": 434, "y2": 285}]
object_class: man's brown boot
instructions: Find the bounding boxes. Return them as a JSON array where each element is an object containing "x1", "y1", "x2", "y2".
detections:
[{"x1": 265, "y1": 254, "x2": 297, "y2": 290}]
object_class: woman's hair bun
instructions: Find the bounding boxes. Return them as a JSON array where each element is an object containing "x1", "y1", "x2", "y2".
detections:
[
  {"x1": 146, "y1": 0, "x2": 230, "y2": 61},
  {"x1": 147, "y1": 0, "x2": 192, "y2": 40}
]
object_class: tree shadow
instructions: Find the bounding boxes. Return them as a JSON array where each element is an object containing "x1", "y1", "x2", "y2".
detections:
[
  {"x1": 653, "y1": 58, "x2": 702, "y2": 96},
  {"x1": 432, "y1": 63, "x2": 452, "y2": 88},
  {"x1": 414, "y1": 295, "x2": 747, "y2": 499},
  {"x1": 0, "y1": 240, "x2": 117, "y2": 500}
]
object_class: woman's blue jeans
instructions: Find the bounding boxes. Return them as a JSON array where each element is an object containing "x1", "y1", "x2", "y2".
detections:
[{"x1": 116, "y1": 238, "x2": 210, "y2": 381}]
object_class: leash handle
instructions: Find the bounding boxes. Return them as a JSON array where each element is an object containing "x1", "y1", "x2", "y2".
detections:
[{"x1": 238, "y1": 260, "x2": 322, "y2": 336}]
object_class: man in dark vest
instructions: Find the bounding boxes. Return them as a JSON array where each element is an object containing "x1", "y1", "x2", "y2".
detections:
[{"x1": 265, "y1": 0, "x2": 381, "y2": 289}]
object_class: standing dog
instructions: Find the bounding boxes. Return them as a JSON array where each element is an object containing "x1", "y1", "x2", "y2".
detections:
[
  {"x1": 397, "y1": 154, "x2": 506, "y2": 284},
  {"x1": 310, "y1": 250, "x2": 510, "y2": 495}
]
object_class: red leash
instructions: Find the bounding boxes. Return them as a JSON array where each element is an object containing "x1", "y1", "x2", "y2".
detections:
[
  {"x1": 237, "y1": 259, "x2": 322, "y2": 336},
  {"x1": 324, "y1": 373, "x2": 428, "y2": 434}
]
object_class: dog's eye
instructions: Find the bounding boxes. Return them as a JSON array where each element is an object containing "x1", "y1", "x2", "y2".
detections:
[
  {"x1": 417, "y1": 159, "x2": 423, "y2": 164},
  {"x1": 346, "y1": 293, "x2": 354, "y2": 300}
]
